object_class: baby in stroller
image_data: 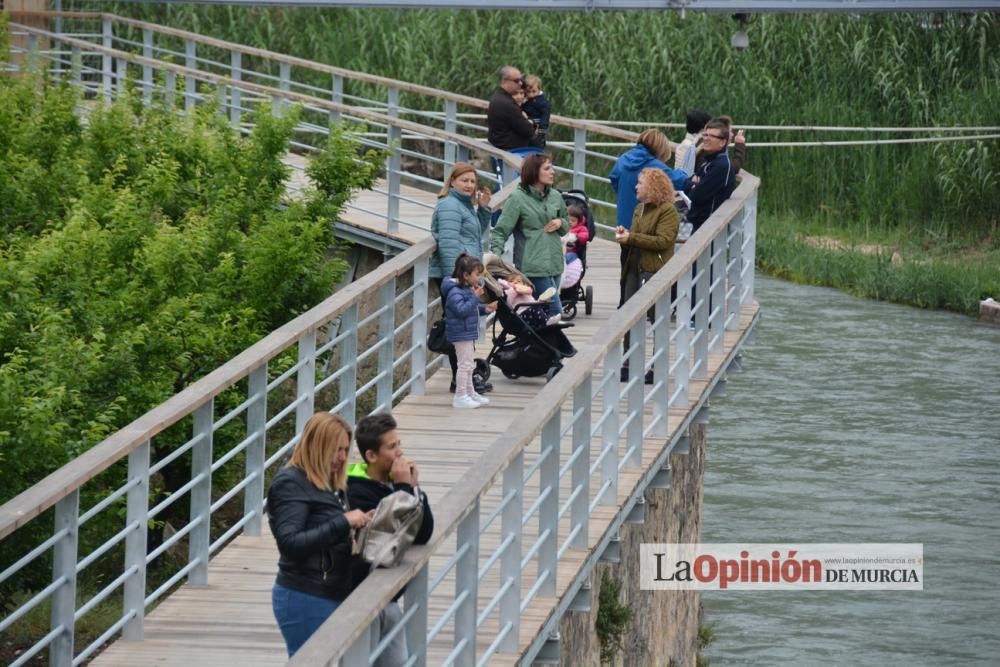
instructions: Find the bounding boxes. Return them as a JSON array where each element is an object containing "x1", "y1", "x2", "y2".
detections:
[
  {"x1": 559, "y1": 191, "x2": 596, "y2": 319},
  {"x1": 484, "y1": 254, "x2": 558, "y2": 329}
]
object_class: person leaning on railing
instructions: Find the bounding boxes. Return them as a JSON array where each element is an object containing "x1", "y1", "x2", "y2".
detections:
[{"x1": 267, "y1": 413, "x2": 374, "y2": 658}]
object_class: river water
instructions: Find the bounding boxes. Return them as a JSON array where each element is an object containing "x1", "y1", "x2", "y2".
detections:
[{"x1": 701, "y1": 276, "x2": 1000, "y2": 666}]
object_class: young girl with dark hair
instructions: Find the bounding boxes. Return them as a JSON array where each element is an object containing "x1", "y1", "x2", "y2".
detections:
[{"x1": 441, "y1": 254, "x2": 491, "y2": 409}]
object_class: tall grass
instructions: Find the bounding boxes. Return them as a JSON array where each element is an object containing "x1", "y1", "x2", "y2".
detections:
[{"x1": 81, "y1": 4, "x2": 1000, "y2": 240}]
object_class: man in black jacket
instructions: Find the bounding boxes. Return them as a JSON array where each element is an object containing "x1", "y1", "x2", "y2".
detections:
[
  {"x1": 684, "y1": 118, "x2": 737, "y2": 234},
  {"x1": 347, "y1": 413, "x2": 433, "y2": 667},
  {"x1": 487, "y1": 65, "x2": 536, "y2": 151}
]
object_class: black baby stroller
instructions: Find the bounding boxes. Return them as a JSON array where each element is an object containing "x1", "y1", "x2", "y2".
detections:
[
  {"x1": 559, "y1": 188, "x2": 595, "y2": 320},
  {"x1": 486, "y1": 298, "x2": 577, "y2": 383}
]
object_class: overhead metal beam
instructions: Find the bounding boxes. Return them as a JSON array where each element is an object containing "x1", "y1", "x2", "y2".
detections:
[{"x1": 105, "y1": 0, "x2": 1000, "y2": 11}]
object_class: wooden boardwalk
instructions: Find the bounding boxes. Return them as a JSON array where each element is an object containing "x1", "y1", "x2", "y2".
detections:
[{"x1": 91, "y1": 184, "x2": 758, "y2": 666}]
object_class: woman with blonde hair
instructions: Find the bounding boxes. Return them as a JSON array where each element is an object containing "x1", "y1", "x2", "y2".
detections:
[
  {"x1": 614, "y1": 168, "x2": 680, "y2": 383},
  {"x1": 430, "y1": 162, "x2": 495, "y2": 394},
  {"x1": 268, "y1": 412, "x2": 373, "y2": 657}
]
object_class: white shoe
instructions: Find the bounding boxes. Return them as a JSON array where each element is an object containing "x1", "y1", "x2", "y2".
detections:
[
  {"x1": 538, "y1": 286, "x2": 557, "y2": 301},
  {"x1": 452, "y1": 396, "x2": 480, "y2": 409},
  {"x1": 471, "y1": 392, "x2": 490, "y2": 406}
]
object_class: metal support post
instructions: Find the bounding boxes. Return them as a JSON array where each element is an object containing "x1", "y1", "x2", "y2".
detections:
[
  {"x1": 338, "y1": 305, "x2": 359, "y2": 425},
  {"x1": 498, "y1": 452, "x2": 523, "y2": 653},
  {"x1": 386, "y1": 87, "x2": 402, "y2": 235},
  {"x1": 743, "y1": 191, "x2": 758, "y2": 307},
  {"x1": 538, "y1": 412, "x2": 560, "y2": 596},
  {"x1": 573, "y1": 128, "x2": 587, "y2": 190},
  {"x1": 411, "y1": 262, "x2": 429, "y2": 395},
  {"x1": 330, "y1": 74, "x2": 344, "y2": 126},
  {"x1": 296, "y1": 330, "x2": 317, "y2": 434},
  {"x1": 165, "y1": 71, "x2": 176, "y2": 109},
  {"x1": 674, "y1": 271, "x2": 692, "y2": 409},
  {"x1": 625, "y1": 317, "x2": 645, "y2": 467},
  {"x1": 444, "y1": 99, "x2": 458, "y2": 168},
  {"x1": 376, "y1": 279, "x2": 396, "y2": 413},
  {"x1": 141, "y1": 29, "x2": 153, "y2": 105},
  {"x1": 70, "y1": 46, "x2": 81, "y2": 89},
  {"x1": 49, "y1": 491, "x2": 80, "y2": 667},
  {"x1": 343, "y1": 623, "x2": 371, "y2": 665},
  {"x1": 230, "y1": 50, "x2": 242, "y2": 129},
  {"x1": 709, "y1": 236, "x2": 726, "y2": 354},
  {"x1": 102, "y1": 17, "x2": 112, "y2": 101},
  {"x1": 454, "y1": 501, "x2": 480, "y2": 667},
  {"x1": 693, "y1": 247, "x2": 710, "y2": 380},
  {"x1": 652, "y1": 290, "x2": 671, "y2": 437},
  {"x1": 570, "y1": 379, "x2": 591, "y2": 549},
  {"x1": 188, "y1": 401, "x2": 213, "y2": 585},
  {"x1": 600, "y1": 344, "x2": 621, "y2": 506},
  {"x1": 276, "y1": 61, "x2": 291, "y2": 116},
  {"x1": 726, "y1": 218, "x2": 742, "y2": 332},
  {"x1": 123, "y1": 442, "x2": 150, "y2": 640},
  {"x1": 244, "y1": 364, "x2": 268, "y2": 535},
  {"x1": 184, "y1": 39, "x2": 196, "y2": 112},
  {"x1": 404, "y1": 565, "x2": 429, "y2": 667}
]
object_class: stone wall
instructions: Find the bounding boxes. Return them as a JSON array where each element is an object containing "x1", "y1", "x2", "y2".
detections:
[{"x1": 560, "y1": 423, "x2": 707, "y2": 667}]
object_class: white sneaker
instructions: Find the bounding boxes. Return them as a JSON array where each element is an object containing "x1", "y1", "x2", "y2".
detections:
[
  {"x1": 452, "y1": 396, "x2": 480, "y2": 409},
  {"x1": 471, "y1": 392, "x2": 490, "y2": 406},
  {"x1": 538, "y1": 286, "x2": 557, "y2": 301}
]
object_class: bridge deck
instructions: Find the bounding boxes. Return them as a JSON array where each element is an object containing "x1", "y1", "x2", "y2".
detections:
[{"x1": 90, "y1": 185, "x2": 758, "y2": 666}]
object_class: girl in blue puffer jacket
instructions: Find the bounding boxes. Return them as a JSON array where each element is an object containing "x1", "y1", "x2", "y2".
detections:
[{"x1": 442, "y1": 254, "x2": 490, "y2": 410}]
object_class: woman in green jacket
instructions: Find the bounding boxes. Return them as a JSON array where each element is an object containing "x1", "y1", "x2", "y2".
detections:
[
  {"x1": 490, "y1": 153, "x2": 569, "y2": 318},
  {"x1": 614, "y1": 167, "x2": 680, "y2": 382}
]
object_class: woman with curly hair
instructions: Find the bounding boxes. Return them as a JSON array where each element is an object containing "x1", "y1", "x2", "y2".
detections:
[{"x1": 614, "y1": 167, "x2": 680, "y2": 382}]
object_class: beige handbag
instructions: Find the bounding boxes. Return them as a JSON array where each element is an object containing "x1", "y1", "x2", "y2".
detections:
[{"x1": 354, "y1": 488, "x2": 424, "y2": 570}]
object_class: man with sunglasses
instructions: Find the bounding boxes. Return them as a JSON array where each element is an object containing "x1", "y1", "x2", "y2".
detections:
[{"x1": 487, "y1": 65, "x2": 536, "y2": 154}]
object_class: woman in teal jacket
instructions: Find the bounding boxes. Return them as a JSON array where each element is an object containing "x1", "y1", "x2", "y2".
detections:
[{"x1": 490, "y1": 153, "x2": 568, "y2": 318}]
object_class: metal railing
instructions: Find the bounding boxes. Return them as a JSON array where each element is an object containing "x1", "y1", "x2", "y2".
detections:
[{"x1": 1, "y1": 14, "x2": 760, "y2": 667}]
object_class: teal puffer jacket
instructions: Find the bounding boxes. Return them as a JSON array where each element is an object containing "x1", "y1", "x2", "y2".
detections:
[{"x1": 430, "y1": 189, "x2": 491, "y2": 279}]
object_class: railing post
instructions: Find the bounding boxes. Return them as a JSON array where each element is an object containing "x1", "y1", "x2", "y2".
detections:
[
  {"x1": 386, "y1": 87, "x2": 402, "y2": 235},
  {"x1": 571, "y1": 378, "x2": 591, "y2": 549},
  {"x1": 276, "y1": 61, "x2": 291, "y2": 117},
  {"x1": 26, "y1": 34, "x2": 39, "y2": 73},
  {"x1": 376, "y1": 278, "x2": 396, "y2": 414},
  {"x1": 123, "y1": 441, "x2": 150, "y2": 640},
  {"x1": 443, "y1": 99, "x2": 458, "y2": 169},
  {"x1": 709, "y1": 235, "x2": 726, "y2": 355},
  {"x1": 343, "y1": 623, "x2": 371, "y2": 665},
  {"x1": 652, "y1": 291, "x2": 671, "y2": 437},
  {"x1": 49, "y1": 490, "x2": 79, "y2": 667},
  {"x1": 102, "y1": 17, "x2": 112, "y2": 101},
  {"x1": 743, "y1": 190, "x2": 758, "y2": 307},
  {"x1": 141, "y1": 28, "x2": 153, "y2": 105},
  {"x1": 165, "y1": 71, "x2": 176, "y2": 109},
  {"x1": 184, "y1": 39, "x2": 196, "y2": 113},
  {"x1": 454, "y1": 501, "x2": 480, "y2": 667},
  {"x1": 404, "y1": 564, "x2": 429, "y2": 667},
  {"x1": 674, "y1": 270, "x2": 692, "y2": 409},
  {"x1": 338, "y1": 304, "x2": 359, "y2": 425},
  {"x1": 411, "y1": 260, "x2": 429, "y2": 395},
  {"x1": 54, "y1": 0, "x2": 64, "y2": 36},
  {"x1": 296, "y1": 330, "x2": 317, "y2": 433},
  {"x1": 573, "y1": 128, "x2": 587, "y2": 191},
  {"x1": 188, "y1": 401, "x2": 213, "y2": 585},
  {"x1": 70, "y1": 45, "x2": 82, "y2": 90},
  {"x1": 499, "y1": 451, "x2": 522, "y2": 653},
  {"x1": 115, "y1": 57, "x2": 127, "y2": 97},
  {"x1": 330, "y1": 73, "x2": 344, "y2": 126},
  {"x1": 625, "y1": 317, "x2": 645, "y2": 467},
  {"x1": 230, "y1": 50, "x2": 242, "y2": 129},
  {"x1": 600, "y1": 345, "x2": 621, "y2": 506},
  {"x1": 538, "y1": 411, "x2": 560, "y2": 597},
  {"x1": 244, "y1": 363, "x2": 268, "y2": 535},
  {"x1": 693, "y1": 247, "x2": 710, "y2": 380},
  {"x1": 726, "y1": 216, "x2": 742, "y2": 332}
]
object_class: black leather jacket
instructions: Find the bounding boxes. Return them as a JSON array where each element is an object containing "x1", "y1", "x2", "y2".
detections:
[{"x1": 267, "y1": 466, "x2": 353, "y2": 601}]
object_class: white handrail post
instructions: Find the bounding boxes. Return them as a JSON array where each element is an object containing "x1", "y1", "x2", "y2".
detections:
[
  {"x1": 115, "y1": 57, "x2": 126, "y2": 97},
  {"x1": 296, "y1": 330, "x2": 317, "y2": 433},
  {"x1": 570, "y1": 378, "x2": 591, "y2": 549},
  {"x1": 743, "y1": 190, "x2": 758, "y2": 307},
  {"x1": 386, "y1": 87, "x2": 402, "y2": 235},
  {"x1": 343, "y1": 623, "x2": 371, "y2": 665},
  {"x1": 102, "y1": 17, "x2": 112, "y2": 102},
  {"x1": 141, "y1": 28, "x2": 153, "y2": 106},
  {"x1": 726, "y1": 216, "x2": 743, "y2": 332},
  {"x1": 230, "y1": 50, "x2": 242, "y2": 130},
  {"x1": 338, "y1": 304, "x2": 359, "y2": 425},
  {"x1": 498, "y1": 451, "x2": 523, "y2": 653},
  {"x1": 652, "y1": 291, "x2": 671, "y2": 437},
  {"x1": 54, "y1": 0, "x2": 64, "y2": 35},
  {"x1": 330, "y1": 73, "x2": 344, "y2": 126},
  {"x1": 70, "y1": 45, "x2": 81, "y2": 90},
  {"x1": 411, "y1": 261, "x2": 429, "y2": 395},
  {"x1": 276, "y1": 62, "x2": 291, "y2": 117},
  {"x1": 454, "y1": 501, "x2": 480, "y2": 667},
  {"x1": 600, "y1": 345, "x2": 621, "y2": 506},
  {"x1": 244, "y1": 363, "x2": 268, "y2": 535},
  {"x1": 184, "y1": 39, "x2": 196, "y2": 113},
  {"x1": 693, "y1": 247, "x2": 710, "y2": 380},
  {"x1": 375, "y1": 278, "x2": 396, "y2": 414},
  {"x1": 26, "y1": 34, "x2": 39, "y2": 73},
  {"x1": 538, "y1": 411, "x2": 560, "y2": 597},
  {"x1": 625, "y1": 317, "x2": 645, "y2": 467},
  {"x1": 123, "y1": 441, "x2": 150, "y2": 640},
  {"x1": 444, "y1": 99, "x2": 458, "y2": 169},
  {"x1": 404, "y1": 564, "x2": 429, "y2": 667},
  {"x1": 165, "y1": 71, "x2": 176, "y2": 109},
  {"x1": 674, "y1": 271, "x2": 692, "y2": 409},
  {"x1": 189, "y1": 401, "x2": 213, "y2": 585},
  {"x1": 572, "y1": 128, "x2": 587, "y2": 190},
  {"x1": 709, "y1": 235, "x2": 726, "y2": 356},
  {"x1": 49, "y1": 490, "x2": 79, "y2": 667}
]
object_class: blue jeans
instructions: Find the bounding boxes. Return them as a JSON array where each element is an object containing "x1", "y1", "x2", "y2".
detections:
[
  {"x1": 528, "y1": 275, "x2": 562, "y2": 318},
  {"x1": 272, "y1": 583, "x2": 341, "y2": 657}
]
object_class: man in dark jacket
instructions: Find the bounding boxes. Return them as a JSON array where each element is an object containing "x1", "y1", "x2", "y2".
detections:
[
  {"x1": 487, "y1": 65, "x2": 536, "y2": 151},
  {"x1": 347, "y1": 413, "x2": 433, "y2": 667},
  {"x1": 684, "y1": 118, "x2": 737, "y2": 233}
]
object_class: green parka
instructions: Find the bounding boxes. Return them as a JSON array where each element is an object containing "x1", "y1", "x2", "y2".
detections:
[{"x1": 490, "y1": 185, "x2": 569, "y2": 277}]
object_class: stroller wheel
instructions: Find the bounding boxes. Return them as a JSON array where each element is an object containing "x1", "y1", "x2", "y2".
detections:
[
  {"x1": 562, "y1": 301, "x2": 577, "y2": 321},
  {"x1": 502, "y1": 369, "x2": 520, "y2": 380},
  {"x1": 545, "y1": 365, "x2": 561, "y2": 383},
  {"x1": 585, "y1": 286, "x2": 594, "y2": 315},
  {"x1": 474, "y1": 358, "x2": 491, "y2": 383}
]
